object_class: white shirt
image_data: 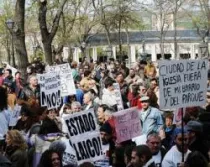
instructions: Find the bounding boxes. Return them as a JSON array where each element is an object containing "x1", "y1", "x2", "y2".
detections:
[
  {"x1": 162, "y1": 145, "x2": 191, "y2": 167},
  {"x1": 141, "y1": 109, "x2": 149, "y2": 121},
  {"x1": 152, "y1": 151, "x2": 162, "y2": 167}
]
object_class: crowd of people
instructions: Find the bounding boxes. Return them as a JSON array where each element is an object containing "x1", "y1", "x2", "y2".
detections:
[{"x1": 0, "y1": 57, "x2": 210, "y2": 167}]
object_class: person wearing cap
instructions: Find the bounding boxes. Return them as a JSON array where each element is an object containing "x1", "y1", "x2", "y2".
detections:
[
  {"x1": 186, "y1": 120, "x2": 209, "y2": 161},
  {"x1": 162, "y1": 128, "x2": 191, "y2": 167},
  {"x1": 98, "y1": 122, "x2": 115, "y2": 166},
  {"x1": 139, "y1": 96, "x2": 163, "y2": 135}
]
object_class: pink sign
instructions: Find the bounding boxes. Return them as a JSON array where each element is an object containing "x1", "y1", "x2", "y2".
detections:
[{"x1": 113, "y1": 107, "x2": 142, "y2": 143}]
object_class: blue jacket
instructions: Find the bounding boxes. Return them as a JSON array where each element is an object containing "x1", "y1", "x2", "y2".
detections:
[
  {"x1": 139, "y1": 107, "x2": 163, "y2": 135},
  {"x1": 0, "y1": 109, "x2": 10, "y2": 140}
]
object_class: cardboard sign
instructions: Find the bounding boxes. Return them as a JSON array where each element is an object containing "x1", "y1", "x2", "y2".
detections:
[
  {"x1": 64, "y1": 109, "x2": 104, "y2": 165},
  {"x1": 39, "y1": 73, "x2": 62, "y2": 109},
  {"x1": 37, "y1": 74, "x2": 47, "y2": 106},
  {"x1": 113, "y1": 107, "x2": 141, "y2": 143},
  {"x1": 113, "y1": 83, "x2": 124, "y2": 111},
  {"x1": 46, "y1": 63, "x2": 76, "y2": 97},
  {"x1": 159, "y1": 60, "x2": 208, "y2": 109},
  {"x1": 61, "y1": 138, "x2": 77, "y2": 166}
]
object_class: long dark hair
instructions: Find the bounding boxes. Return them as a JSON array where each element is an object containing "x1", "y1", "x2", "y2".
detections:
[
  {"x1": 38, "y1": 117, "x2": 61, "y2": 135},
  {"x1": 0, "y1": 87, "x2": 8, "y2": 111},
  {"x1": 38, "y1": 149, "x2": 62, "y2": 167}
]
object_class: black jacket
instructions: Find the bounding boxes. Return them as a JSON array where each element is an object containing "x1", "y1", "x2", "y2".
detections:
[
  {"x1": 189, "y1": 137, "x2": 209, "y2": 161},
  {"x1": 0, "y1": 154, "x2": 11, "y2": 167}
]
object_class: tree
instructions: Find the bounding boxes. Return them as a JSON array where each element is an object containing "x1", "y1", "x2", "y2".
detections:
[
  {"x1": 141, "y1": 0, "x2": 176, "y2": 59},
  {"x1": 13, "y1": 0, "x2": 29, "y2": 72},
  {"x1": 0, "y1": 0, "x2": 14, "y2": 64},
  {"x1": 111, "y1": 0, "x2": 144, "y2": 62},
  {"x1": 169, "y1": 0, "x2": 185, "y2": 59},
  {"x1": 92, "y1": 0, "x2": 114, "y2": 47},
  {"x1": 38, "y1": 0, "x2": 68, "y2": 65},
  {"x1": 188, "y1": 0, "x2": 210, "y2": 40}
]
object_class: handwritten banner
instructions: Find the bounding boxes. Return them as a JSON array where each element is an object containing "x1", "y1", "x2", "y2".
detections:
[
  {"x1": 46, "y1": 63, "x2": 76, "y2": 97},
  {"x1": 63, "y1": 109, "x2": 104, "y2": 165},
  {"x1": 113, "y1": 107, "x2": 141, "y2": 143},
  {"x1": 159, "y1": 60, "x2": 208, "y2": 109}
]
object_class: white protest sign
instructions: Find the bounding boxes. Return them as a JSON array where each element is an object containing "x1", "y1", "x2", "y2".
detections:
[
  {"x1": 37, "y1": 74, "x2": 47, "y2": 107},
  {"x1": 64, "y1": 109, "x2": 104, "y2": 165},
  {"x1": 159, "y1": 60, "x2": 208, "y2": 109},
  {"x1": 61, "y1": 138, "x2": 77, "y2": 166},
  {"x1": 40, "y1": 73, "x2": 62, "y2": 109},
  {"x1": 46, "y1": 63, "x2": 76, "y2": 97},
  {"x1": 9, "y1": 105, "x2": 21, "y2": 127},
  {"x1": 113, "y1": 107, "x2": 141, "y2": 143},
  {"x1": 113, "y1": 83, "x2": 124, "y2": 111}
]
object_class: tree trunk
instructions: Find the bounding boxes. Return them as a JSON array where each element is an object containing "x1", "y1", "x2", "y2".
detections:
[
  {"x1": 43, "y1": 42, "x2": 53, "y2": 65},
  {"x1": 14, "y1": 0, "x2": 28, "y2": 74},
  {"x1": 174, "y1": 1, "x2": 178, "y2": 59},
  {"x1": 38, "y1": 0, "x2": 68, "y2": 65},
  {"x1": 118, "y1": 18, "x2": 122, "y2": 62},
  {"x1": 126, "y1": 28, "x2": 131, "y2": 68},
  {"x1": 6, "y1": 37, "x2": 11, "y2": 64}
]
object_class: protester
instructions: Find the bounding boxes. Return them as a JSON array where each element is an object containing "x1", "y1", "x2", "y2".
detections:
[
  {"x1": 0, "y1": 87, "x2": 10, "y2": 143},
  {"x1": 21, "y1": 75, "x2": 40, "y2": 102},
  {"x1": 125, "y1": 68, "x2": 141, "y2": 85},
  {"x1": 12, "y1": 71, "x2": 24, "y2": 98},
  {"x1": 1, "y1": 57, "x2": 210, "y2": 167},
  {"x1": 124, "y1": 145, "x2": 136, "y2": 167},
  {"x1": 146, "y1": 133, "x2": 166, "y2": 166},
  {"x1": 30, "y1": 117, "x2": 62, "y2": 167},
  {"x1": 102, "y1": 78, "x2": 117, "y2": 109},
  {"x1": 186, "y1": 120, "x2": 209, "y2": 160},
  {"x1": 15, "y1": 105, "x2": 33, "y2": 133},
  {"x1": 100, "y1": 122, "x2": 116, "y2": 166},
  {"x1": 115, "y1": 72, "x2": 129, "y2": 108},
  {"x1": 71, "y1": 61, "x2": 80, "y2": 81},
  {"x1": 82, "y1": 92, "x2": 98, "y2": 111},
  {"x1": 185, "y1": 151, "x2": 208, "y2": 167},
  {"x1": 0, "y1": 153, "x2": 11, "y2": 167},
  {"x1": 3, "y1": 69, "x2": 14, "y2": 87},
  {"x1": 139, "y1": 96, "x2": 163, "y2": 135},
  {"x1": 5, "y1": 130, "x2": 28, "y2": 167},
  {"x1": 162, "y1": 128, "x2": 191, "y2": 167},
  {"x1": 80, "y1": 70, "x2": 93, "y2": 92},
  {"x1": 38, "y1": 149, "x2": 62, "y2": 167},
  {"x1": 131, "y1": 145, "x2": 155, "y2": 167},
  {"x1": 0, "y1": 68, "x2": 4, "y2": 87},
  {"x1": 97, "y1": 104, "x2": 109, "y2": 125},
  {"x1": 160, "y1": 113, "x2": 176, "y2": 151}
]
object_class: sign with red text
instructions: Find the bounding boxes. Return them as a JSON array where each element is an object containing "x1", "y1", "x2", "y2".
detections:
[
  {"x1": 159, "y1": 60, "x2": 208, "y2": 109},
  {"x1": 113, "y1": 107, "x2": 141, "y2": 143}
]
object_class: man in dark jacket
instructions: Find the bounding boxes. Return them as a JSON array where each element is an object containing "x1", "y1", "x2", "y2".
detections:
[{"x1": 186, "y1": 120, "x2": 210, "y2": 161}]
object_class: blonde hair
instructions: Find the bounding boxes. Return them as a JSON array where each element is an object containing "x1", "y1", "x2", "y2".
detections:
[{"x1": 7, "y1": 130, "x2": 28, "y2": 150}]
